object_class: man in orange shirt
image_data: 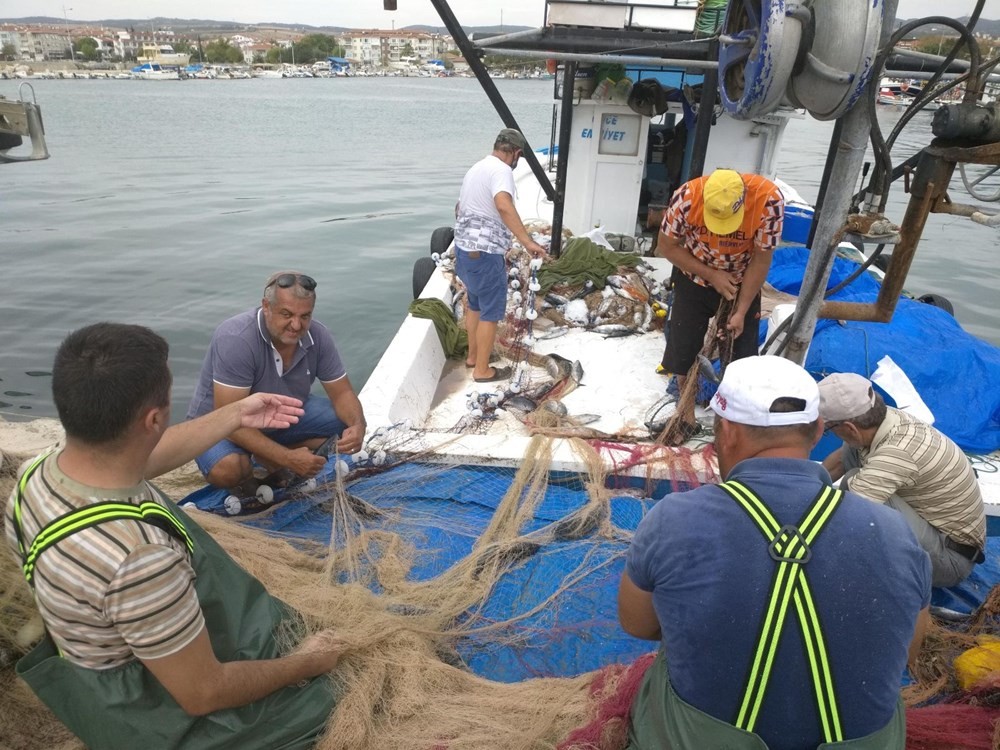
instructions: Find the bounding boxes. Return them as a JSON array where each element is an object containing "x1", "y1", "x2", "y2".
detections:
[{"x1": 655, "y1": 168, "x2": 784, "y2": 444}]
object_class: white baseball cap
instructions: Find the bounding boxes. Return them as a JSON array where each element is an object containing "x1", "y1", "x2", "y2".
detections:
[{"x1": 710, "y1": 355, "x2": 820, "y2": 427}]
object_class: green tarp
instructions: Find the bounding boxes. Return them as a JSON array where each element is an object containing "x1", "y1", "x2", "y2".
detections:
[
  {"x1": 408, "y1": 297, "x2": 468, "y2": 359},
  {"x1": 536, "y1": 237, "x2": 641, "y2": 293}
]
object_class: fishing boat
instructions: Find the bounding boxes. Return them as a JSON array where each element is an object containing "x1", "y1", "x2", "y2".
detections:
[
  {"x1": 130, "y1": 62, "x2": 180, "y2": 81},
  {"x1": 6, "y1": 2, "x2": 1000, "y2": 748},
  {"x1": 174, "y1": 0, "x2": 1000, "y2": 682}
]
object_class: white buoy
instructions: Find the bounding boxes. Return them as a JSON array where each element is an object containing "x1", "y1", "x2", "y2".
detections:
[
  {"x1": 355, "y1": 449, "x2": 369, "y2": 463},
  {"x1": 529, "y1": 281, "x2": 541, "y2": 292},
  {"x1": 256, "y1": 485, "x2": 275, "y2": 505},
  {"x1": 224, "y1": 495, "x2": 242, "y2": 515},
  {"x1": 530, "y1": 258, "x2": 543, "y2": 271},
  {"x1": 373, "y1": 450, "x2": 387, "y2": 466},
  {"x1": 302, "y1": 477, "x2": 318, "y2": 492},
  {"x1": 181, "y1": 502, "x2": 197, "y2": 510},
  {"x1": 335, "y1": 459, "x2": 350, "y2": 477},
  {"x1": 471, "y1": 408, "x2": 483, "y2": 418},
  {"x1": 510, "y1": 279, "x2": 521, "y2": 290},
  {"x1": 431, "y1": 252, "x2": 440, "y2": 262},
  {"x1": 509, "y1": 381, "x2": 522, "y2": 394},
  {"x1": 512, "y1": 291, "x2": 522, "y2": 304},
  {"x1": 523, "y1": 335, "x2": 535, "y2": 345},
  {"x1": 525, "y1": 308, "x2": 538, "y2": 320},
  {"x1": 514, "y1": 308, "x2": 524, "y2": 319}
]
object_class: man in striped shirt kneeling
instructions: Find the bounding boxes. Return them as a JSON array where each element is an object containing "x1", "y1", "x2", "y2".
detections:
[
  {"x1": 819, "y1": 372, "x2": 986, "y2": 588},
  {"x1": 5, "y1": 322, "x2": 342, "y2": 750}
]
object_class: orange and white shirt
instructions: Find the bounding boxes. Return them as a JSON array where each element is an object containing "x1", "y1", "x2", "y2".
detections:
[{"x1": 662, "y1": 173, "x2": 784, "y2": 287}]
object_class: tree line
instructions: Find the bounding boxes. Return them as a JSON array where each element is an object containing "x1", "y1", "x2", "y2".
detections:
[{"x1": 57, "y1": 33, "x2": 346, "y2": 65}]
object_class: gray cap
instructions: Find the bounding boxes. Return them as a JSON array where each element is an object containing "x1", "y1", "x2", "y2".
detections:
[
  {"x1": 817, "y1": 372, "x2": 877, "y2": 422},
  {"x1": 496, "y1": 128, "x2": 527, "y2": 150}
]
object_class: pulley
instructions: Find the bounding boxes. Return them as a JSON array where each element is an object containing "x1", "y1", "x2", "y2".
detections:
[
  {"x1": 785, "y1": 0, "x2": 884, "y2": 121},
  {"x1": 718, "y1": 0, "x2": 804, "y2": 120}
]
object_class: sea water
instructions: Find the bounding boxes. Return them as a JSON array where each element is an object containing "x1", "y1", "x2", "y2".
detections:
[{"x1": 2, "y1": 77, "x2": 998, "y2": 420}]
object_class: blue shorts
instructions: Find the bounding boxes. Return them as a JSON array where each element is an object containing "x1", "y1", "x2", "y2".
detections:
[
  {"x1": 194, "y1": 394, "x2": 348, "y2": 475},
  {"x1": 455, "y1": 248, "x2": 508, "y2": 323}
]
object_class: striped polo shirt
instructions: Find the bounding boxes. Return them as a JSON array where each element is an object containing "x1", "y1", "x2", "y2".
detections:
[
  {"x1": 4, "y1": 452, "x2": 204, "y2": 669},
  {"x1": 662, "y1": 173, "x2": 784, "y2": 287},
  {"x1": 851, "y1": 409, "x2": 986, "y2": 549}
]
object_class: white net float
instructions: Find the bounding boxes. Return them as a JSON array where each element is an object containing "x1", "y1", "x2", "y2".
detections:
[
  {"x1": 224, "y1": 495, "x2": 242, "y2": 516},
  {"x1": 256, "y1": 485, "x2": 275, "y2": 504}
]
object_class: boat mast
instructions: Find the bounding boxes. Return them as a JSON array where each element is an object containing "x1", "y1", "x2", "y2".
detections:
[{"x1": 780, "y1": 0, "x2": 900, "y2": 365}]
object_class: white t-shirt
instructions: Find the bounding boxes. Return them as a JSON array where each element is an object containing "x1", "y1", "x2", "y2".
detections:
[{"x1": 454, "y1": 154, "x2": 516, "y2": 255}]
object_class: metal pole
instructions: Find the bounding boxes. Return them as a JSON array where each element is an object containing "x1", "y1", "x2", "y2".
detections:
[
  {"x1": 426, "y1": 0, "x2": 556, "y2": 202},
  {"x1": 482, "y1": 47, "x2": 721, "y2": 70},
  {"x1": 782, "y1": 0, "x2": 900, "y2": 365},
  {"x1": 550, "y1": 62, "x2": 577, "y2": 259},
  {"x1": 687, "y1": 39, "x2": 719, "y2": 179},
  {"x1": 471, "y1": 28, "x2": 545, "y2": 48}
]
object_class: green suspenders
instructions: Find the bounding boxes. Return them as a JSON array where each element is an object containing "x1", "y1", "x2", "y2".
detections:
[
  {"x1": 719, "y1": 480, "x2": 845, "y2": 744},
  {"x1": 12, "y1": 454, "x2": 194, "y2": 588}
]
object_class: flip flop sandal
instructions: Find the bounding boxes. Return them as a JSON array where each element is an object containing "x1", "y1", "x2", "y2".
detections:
[{"x1": 473, "y1": 365, "x2": 512, "y2": 383}]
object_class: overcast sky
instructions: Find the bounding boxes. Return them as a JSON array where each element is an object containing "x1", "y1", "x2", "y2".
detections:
[{"x1": 0, "y1": 0, "x2": 991, "y2": 29}]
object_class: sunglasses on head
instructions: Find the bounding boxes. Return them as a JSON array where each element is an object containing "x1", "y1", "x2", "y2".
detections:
[{"x1": 267, "y1": 273, "x2": 317, "y2": 292}]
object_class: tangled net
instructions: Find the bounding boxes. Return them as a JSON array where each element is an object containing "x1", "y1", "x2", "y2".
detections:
[
  {"x1": 0, "y1": 436, "x2": 654, "y2": 750},
  {"x1": 4, "y1": 429, "x2": 1000, "y2": 750}
]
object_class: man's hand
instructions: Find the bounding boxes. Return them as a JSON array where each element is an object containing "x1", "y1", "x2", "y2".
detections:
[
  {"x1": 237, "y1": 393, "x2": 304, "y2": 430},
  {"x1": 707, "y1": 269, "x2": 739, "y2": 300},
  {"x1": 524, "y1": 239, "x2": 548, "y2": 259},
  {"x1": 725, "y1": 310, "x2": 745, "y2": 340},
  {"x1": 284, "y1": 446, "x2": 326, "y2": 477},
  {"x1": 295, "y1": 631, "x2": 348, "y2": 676},
  {"x1": 337, "y1": 424, "x2": 365, "y2": 454}
]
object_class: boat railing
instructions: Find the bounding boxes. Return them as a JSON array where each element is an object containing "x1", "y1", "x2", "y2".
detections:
[
  {"x1": 545, "y1": 0, "x2": 699, "y2": 33},
  {"x1": 0, "y1": 83, "x2": 48, "y2": 164}
]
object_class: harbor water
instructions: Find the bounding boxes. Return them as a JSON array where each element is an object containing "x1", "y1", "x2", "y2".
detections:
[{"x1": 2, "y1": 77, "x2": 998, "y2": 421}]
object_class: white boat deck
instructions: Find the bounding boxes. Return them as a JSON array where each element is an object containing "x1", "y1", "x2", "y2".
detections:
[
  {"x1": 359, "y1": 255, "x2": 716, "y2": 483},
  {"x1": 359, "y1": 252, "x2": 1000, "y2": 515}
]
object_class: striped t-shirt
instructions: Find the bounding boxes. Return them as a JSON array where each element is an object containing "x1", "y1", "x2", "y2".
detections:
[
  {"x1": 4, "y1": 452, "x2": 204, "y2": 669},
  {"x1": 851, "y1": 409, "x2": 986, "y2": 549},
  {"x1": 662, "y1": 173, "x2": 784, "y2": 287}
]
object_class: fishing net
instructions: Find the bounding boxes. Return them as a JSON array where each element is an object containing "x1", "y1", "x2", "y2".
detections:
[
  {"x1": 4, "y1": 426, "x2": 1000, "y2": 749},
  {"x1": 0, "y1": 434, "x2": 665, "y2": 750},
  {"x1": 903, "y1": 588, "x2": 1000, "y2": 749}
]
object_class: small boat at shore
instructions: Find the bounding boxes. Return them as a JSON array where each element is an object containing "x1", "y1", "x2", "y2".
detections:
[{"x1": 130, "y1": 62, "x2": 180, "y2": 81}]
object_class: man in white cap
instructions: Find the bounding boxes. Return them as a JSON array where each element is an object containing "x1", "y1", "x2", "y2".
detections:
[
  {"x1": 655, "y1": 169, "x2": 784, "y2": 444},
  {"x1": 818, "y1": 372, "x2": 985, "y2": 587},
  {"x1": 453, "y1": 128, "x2": 548, "y2": 384},
  {"x1": 619, "y1": 356, "x2": 930, "y2": 750}
]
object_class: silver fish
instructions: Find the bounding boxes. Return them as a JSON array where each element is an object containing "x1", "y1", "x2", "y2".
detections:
[
  {"x1": 697, "y1": 354, "x2": 720, "y2": 384},
  {"x1": 573, "y1": 413, "x2": 601, "y2": 425},
  {"x1": 593, "y1": 323, "x2": 637, "y2": 338},
  {"x1": 537, "y1": 326, "x2": 569, "y2": 341},
  {"x1": 540, "y1": 399, "x2": 568, "y2": 416},
  {"x1": 570, "y1": 360, "x2": 585, "y2": 384},
  {"x1": 503, "y1": 395, "x2": 538, "y2": 413},
  {"x1": 544, "y1": 353, "x2": 574, "y2": 380},
  {"x1": 544, "y1": 292, "x2": 569, "y2": 307}
]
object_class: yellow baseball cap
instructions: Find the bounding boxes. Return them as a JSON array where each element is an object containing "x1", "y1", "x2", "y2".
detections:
[{"x1": 703, "y1": 169, "x2": 746, "y2": 236}]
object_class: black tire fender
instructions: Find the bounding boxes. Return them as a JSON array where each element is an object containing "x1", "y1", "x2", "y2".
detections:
[
  {"x1": 413, "y1": 256, "x2": 437, "y2": 299},
  {"x1": 917, "y1": 293, "x2": 955, "y2": 316},
  {"x1": 430, "y1": 226, "x2": 454, "y2": 256}
]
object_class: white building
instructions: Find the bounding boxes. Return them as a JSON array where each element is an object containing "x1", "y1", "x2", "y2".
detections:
[{"x1": 342, "y1": 29, "x2": 449, "y2": 68}]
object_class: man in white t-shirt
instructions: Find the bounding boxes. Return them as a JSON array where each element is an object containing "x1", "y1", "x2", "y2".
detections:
[{"x1": 454, "y1": 128, "x2": 547, "y2": 383}]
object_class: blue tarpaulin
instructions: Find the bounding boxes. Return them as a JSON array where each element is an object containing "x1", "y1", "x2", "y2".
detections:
[
  {"x1": 766, "y1": 247, "x2": 1000, "y2": 453},
  {"x1": 183, "y1": 460, "x2": 995, "y2": 682}
]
